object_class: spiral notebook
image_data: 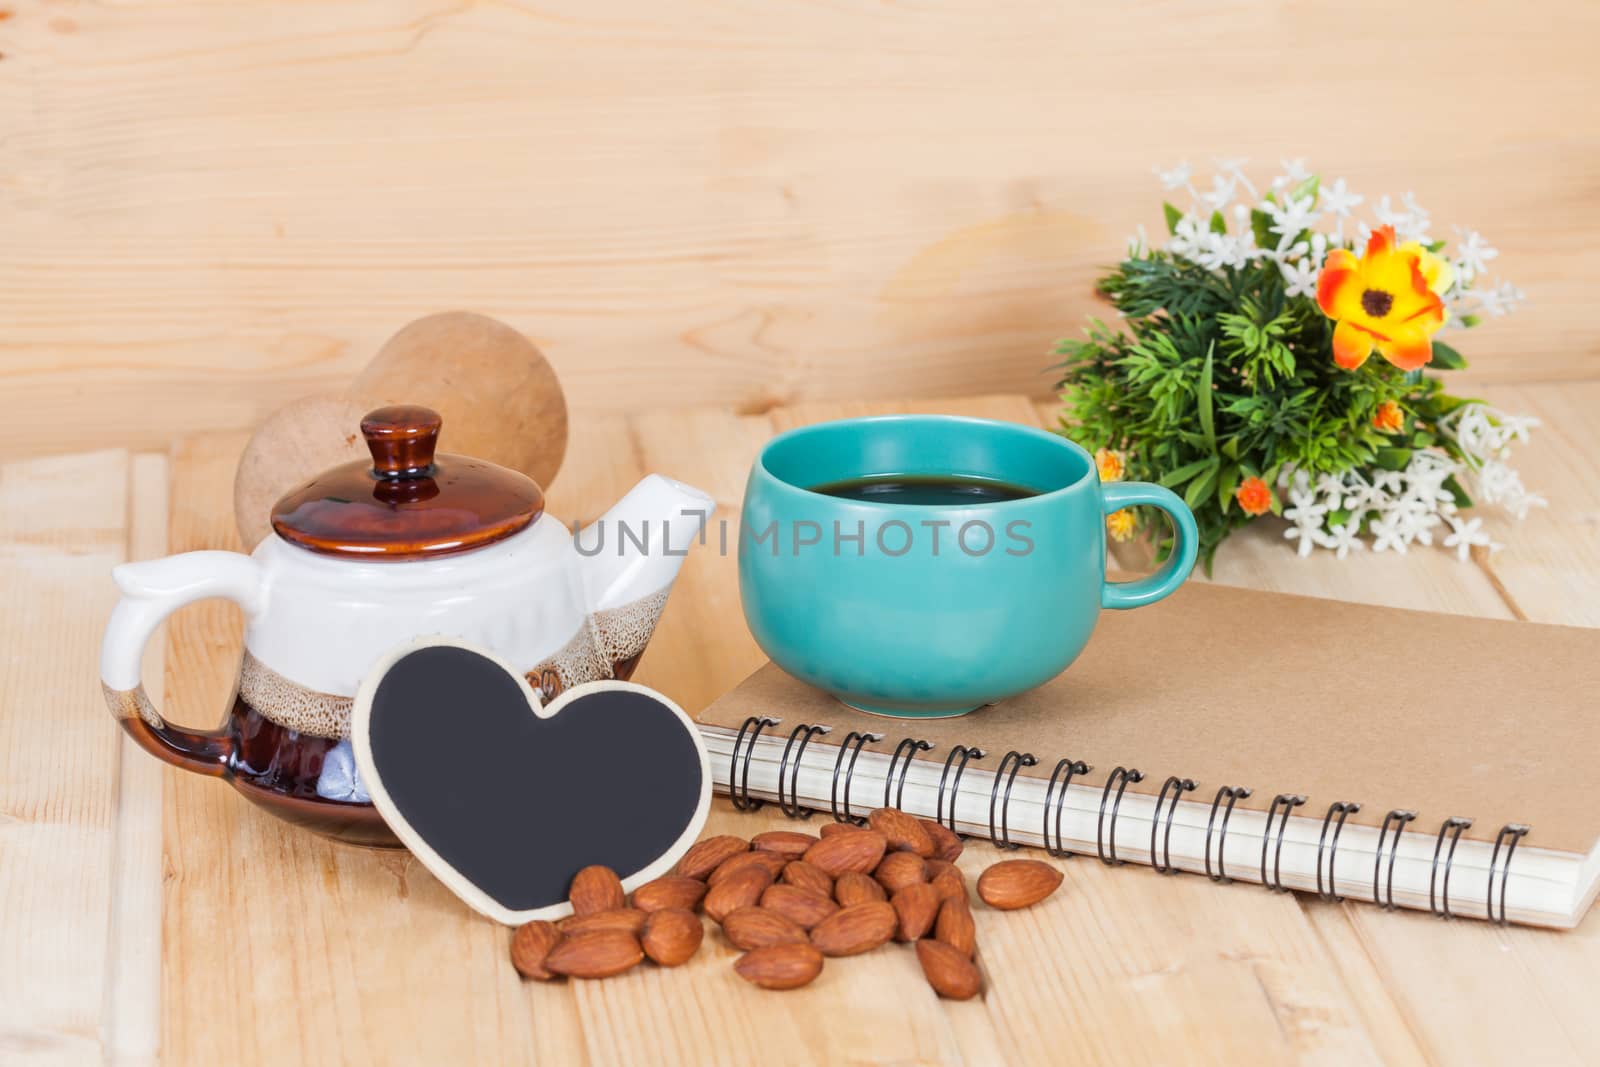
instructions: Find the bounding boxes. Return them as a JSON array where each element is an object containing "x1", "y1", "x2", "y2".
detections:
[{"x1": 697, "y1": 583, "x2": 1600, "y2": 929}]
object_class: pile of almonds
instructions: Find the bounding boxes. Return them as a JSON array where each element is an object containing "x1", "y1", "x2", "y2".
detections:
[{"x1": 511, "y1": 806, "x2": 1064, "y2": 998}]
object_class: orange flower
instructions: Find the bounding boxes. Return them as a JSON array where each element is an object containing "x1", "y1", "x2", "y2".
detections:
[
  {"x1": 1094, "y1": 447, "x2": 1125, "y2": 482},
  {"x1": 1105, "y1": 509, "x2": 1137, "y2": 542},
  {"x1": 1372, "y1": 400, "x2": 1404, "y2": 434},
  {"x1": 1316, "y1": 225, "x2": 1452, "y2": 371},
  {"x1": 1235, "y1": 476, "x2": 1273, "y2": 516}
]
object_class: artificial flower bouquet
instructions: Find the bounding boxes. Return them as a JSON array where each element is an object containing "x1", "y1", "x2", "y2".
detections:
[{"x1": 1055, "y1": 160, "x2": 1541, "y2": 571}]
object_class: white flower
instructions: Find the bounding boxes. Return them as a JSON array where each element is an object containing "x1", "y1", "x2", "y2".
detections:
[
  {"x1": 1167, "y1": 214, "x2": 1208, "y2": 259},
  {"x1": 1191, "y1": 230, "x2": 1253, "y2": 271},
  {"x1": 1496, "y1": 412, "x2": 1540, "y2": 444},
  {"x1": 1266, "y1": 194, "x2": 1319, "y2": 240},
  {"x1": 1127, "y1": 223, "x2": 1149, "y2": 257},
  {"x1": 1321, "y1": 177, "x2": 1363, "y2": 219},
  {"x1": 1372, "y1": 470, "x2": 1405, "y2": 497},
  {"x1": 1473, "y1": 279, "x2": 1526, "y2": 318},
  {"x1": 1198, "y1": 174, "x2": 1238, "y2": 214},
  {"x1": 1369, "y1": 511, "x2": 1410, "y2": 554},
  {"x1": 1338, "y1": 471, "x2": 1384, "y2": 514},
  {"x1": 1284, "y1": 521, "x2": 1328, "y2": 558},
  {"x1": 1270, "y1": 157, "x2": 1310, "y2": 192},
  {"x1": 1154, "y1": 161, "x2": 1195, "y2": 193},
  {"x1": 1280, "y1": 258, "x2": 1317, "y2": 299},
  {"x1": 1313, "y1": 472, "x2": 1347, "y2": 509},
  {"x1": 1323, "y1": 522, "x2": 1365, "y2": 560},
  {"x1": 1451, "y1": 226, "x2": 1498, "y2": 282},
  {"x1": 1373, "y1": 193, "x2": 1432, "y2": 244},
  {"x1": 1284, "y1": 495, "x2": 1327, "y2": 529},
  {"x1": 1270, "y1": 233, "x2": 1309, "y2": 263},
  {"x1": 1213, "y1": 157, "x2": 1257, "y2": 198},
  {"x1": 1442, "y1": 516, "x2": 1500, "y2": 562}
]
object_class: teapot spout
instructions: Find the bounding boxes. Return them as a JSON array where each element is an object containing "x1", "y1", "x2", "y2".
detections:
[{"x1": 576, "y1": 474, "x2": 715, "y2": 619}]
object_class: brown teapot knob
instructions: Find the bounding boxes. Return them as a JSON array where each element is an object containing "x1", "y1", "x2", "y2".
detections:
[{"x1": 361, "y1": 405, "x2": 442, "y2": 478}]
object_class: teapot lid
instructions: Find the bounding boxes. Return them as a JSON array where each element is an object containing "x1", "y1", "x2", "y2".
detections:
[{"x1": 270, "y1": 405, "x2": 544, "y2": 560}]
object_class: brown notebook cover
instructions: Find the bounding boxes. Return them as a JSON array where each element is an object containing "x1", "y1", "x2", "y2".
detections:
[{"x1": 699, "y1": 581, "x2": 1600, "y2": 870}]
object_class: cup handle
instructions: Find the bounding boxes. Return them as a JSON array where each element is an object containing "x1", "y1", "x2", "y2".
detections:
[
  {"x1": 1100, "y1": 482, "x2": 1199, "y2": 610},
  {"x1": 99, "y1": 551, "x2": 264, "y2": 776}
]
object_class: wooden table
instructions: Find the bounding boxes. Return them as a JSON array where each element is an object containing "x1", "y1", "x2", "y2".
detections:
[{"x1": 4, "y1": 388, "x2": 1597, "y2": 1066}]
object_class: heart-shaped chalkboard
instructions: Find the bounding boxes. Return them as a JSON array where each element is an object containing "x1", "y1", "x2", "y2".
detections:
[{"x1": 352, "y1": 637, "x2": 710, "y2": 925}]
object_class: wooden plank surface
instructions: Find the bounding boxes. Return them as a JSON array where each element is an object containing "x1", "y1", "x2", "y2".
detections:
[
  {"x1": 3, "y1": 0, "x2": 1599, "y2": 459},
  {"x1": 5, "y1": 384, "x2": 1596, "y2": 1065},
  {"x1": 0, "y1": 449, "x2": 133, "y2": 1064}
]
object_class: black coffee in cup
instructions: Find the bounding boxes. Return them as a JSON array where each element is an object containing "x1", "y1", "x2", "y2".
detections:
[{"x1": 810, "y1": 473, "x2": 1040, "y2": 506}]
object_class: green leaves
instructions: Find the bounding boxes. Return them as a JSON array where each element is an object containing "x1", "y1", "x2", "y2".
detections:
[
  {"x1": 1198, "y1": 342, "x2": 1216, "y2": 454},
  {"x1": 1429, "y1": 341, "x2": 1468, "y2": 370},
  {"x1": 1164, "y1": 202, "x2": 1184, "y2": 234},
  {"x1": 1159, "y1": 456, "x2": 1218, "y2": 488}
]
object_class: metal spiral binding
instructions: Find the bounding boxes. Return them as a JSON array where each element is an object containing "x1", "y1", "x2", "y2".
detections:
[
  {"x1": 936, "y1": 746, "x2": 986, "y2": 837},
  {"x1": 1042, "y1": 757, "x2": 1092, "y2": 858},
  {"x1": 1487, "y1": 824, "x2": 1531, "y2": 925},
  {"x1": 1428, "y1": 817, "x2": 1472, "y2": 919},
  {"x1": 1204, "y1": 785, "x2": 1252, "y2": 883},
  {"x1": 729, "y1": 716, "x2": 780, "y2": 811},
  {"x1": 988, "y1": 751, "x2": 1038, "y2": 850},
  {"x1": 1096, "y1": 767, "x2": 1144, "y2": 866},
  {"x1": 883, "y1": 737, "x2": 933, "y2": 810},
  {"x1": 1373, "y1": 809, "x2": 1416, "y2": 909},
  {"x1": 1150, "y1": 776, "x2": 1197, "y2": 874},
  {"x1": 1315, "y1": 801, "x2": 1361, "y2": 901},
  {"x1": 829, "y1": 730, "x2": 884, "y2": 825},
  {"x1": 775, "y1": 723, "x2": 830, "y2": 819},
  {"x1": 1260, "y1": 794, "x2": 1306, "y2": 892}
]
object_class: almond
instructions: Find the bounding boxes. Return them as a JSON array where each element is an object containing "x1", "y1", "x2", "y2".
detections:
[
  {"x1": 751, "y1": 830, "x2": 818, "y2": 859},
  {"x1": 510, "y1": 920, "x2": 561, "y2": 980},
  {"x1": 558, "y1": 908, "x2": 647, "y2": 938},
  {"x1": 709, "y1": 849, "x2": 789, "y2": 886},
  {"x1": 760, "y1": 883, "x2": 838, "y2": 930},
  {"x1": 544, "y1": 930, "x2": 643, "y2": 979},
  {"x1": 920, "y1": 819, "x2": 965, "y2": 862},
  {"x1": 803, "y1": 829, "x2": 887, "y2": 876},
  {"x1": 916, "y1": 938, "x2": 983, "y2": 1000},
  {"x1": 734, "y1": 943, "x2": 824, "y2": 990},
  {"x1": 703, "y1": 865, "x2": 773, "y2": 923},
  {"x1": 568, "y1": 865, "x2": 626, "y2": 916},
  {"x1": 809, "y1": 901, "x2": 897, "y2": 957},
  {"x1": 873, "y1": 851, "x2": 928, "y2": 893},
  {"x1": 631, "y1": 875, "x2": 708, "y2": 913},
  {"x1": 675, "y1": 835, "x2": 748, "y2": 881},
  {"x1": 818, "y1": 822, "x2": 856, "y2": 838},
  {"x1": 640, "y1": 908, "x2": 703, "y2": 967},
  {"x1": 929, "y1": 864, "x2": 967, "y2": 904},
  {"x1": 935, "y1": 895, "x2": 977, "y2": 958},
  {"x1": 869, "y1": 807, "x2": 934, "y2": 857},
  {"x1": 722, "y1": 906, "x2": 809, "y2": 951},
  {"x1": 781, "y1": 860, "x2": 834, "y2": 899},
  {"x1": 976, "y1": 859, "x2": 1064, "y2": 911},
  {"x1": 834, "y1": 871, "x2": 887, "y2": 907},
  {"x1": 891, "y1": 882, "x2": 940, "y2": 942}
]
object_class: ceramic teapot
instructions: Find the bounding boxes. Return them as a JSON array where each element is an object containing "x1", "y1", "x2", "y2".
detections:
[{"x1": 99, "y1": 405, "x2": 714, "y2": 846}]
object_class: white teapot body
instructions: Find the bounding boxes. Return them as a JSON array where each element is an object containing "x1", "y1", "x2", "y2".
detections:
[{"x1": 99, "y1": 472, "x2": 714, "y2": 846}]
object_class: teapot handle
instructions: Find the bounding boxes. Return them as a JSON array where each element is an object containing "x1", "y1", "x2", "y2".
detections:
[{"x1": 99, "y1": 551, "x2": 264, "y2": 776}]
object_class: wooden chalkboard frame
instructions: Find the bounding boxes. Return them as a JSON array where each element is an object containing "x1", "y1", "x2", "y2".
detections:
[{"x1": 351, "y1": 636, "x2": 711, "y2": 925}]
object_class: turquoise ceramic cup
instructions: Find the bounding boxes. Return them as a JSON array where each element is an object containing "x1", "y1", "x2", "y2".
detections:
[{"x1": 738, "y1": 415, "x2": 1198, "y2": 718}]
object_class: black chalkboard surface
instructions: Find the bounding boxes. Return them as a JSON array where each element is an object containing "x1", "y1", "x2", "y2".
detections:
[{"x1": 352, "y1": 639, "x2": 711, "y2": 925}]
